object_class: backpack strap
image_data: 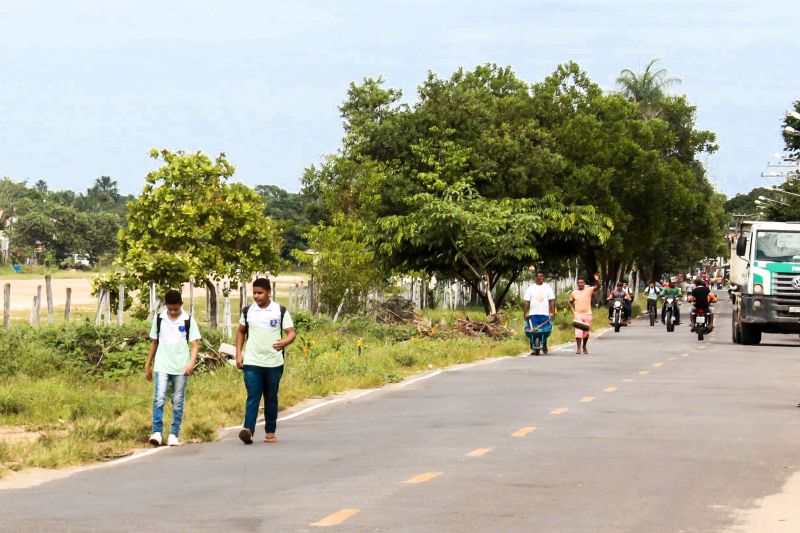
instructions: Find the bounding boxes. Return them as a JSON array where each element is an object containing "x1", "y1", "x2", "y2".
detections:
[
  {"x1": 156, "y1": 316, "x2": 162, "y2": 342},
  {"x1": 279, "y1": 304, "x2": 287, "y2": 354},
  {"x1": 242, "y1": 304, "x2": 252, "y2": 339}
]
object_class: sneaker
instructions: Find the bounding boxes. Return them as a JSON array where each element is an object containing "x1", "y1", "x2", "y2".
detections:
[
  {"x1": 543, "y1": 347, "x2": 548, "y2": 355},
  {"x1": 148, "y1": 432, "x2": 162, "y2": 446},
  {"x1": 239, "y1": 428, "x2": 253, "y2": 445},
  {"x1": 167, "y1": 434, "x2": 180, "y2": 447}
]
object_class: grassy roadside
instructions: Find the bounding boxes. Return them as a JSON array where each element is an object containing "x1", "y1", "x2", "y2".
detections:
[{"x1": 0, "y1": 304, "x2": 614, "y2": 478}]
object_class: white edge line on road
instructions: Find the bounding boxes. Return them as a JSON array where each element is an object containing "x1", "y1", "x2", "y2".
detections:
[{"x1": 14, "y1": 330, "x2": 611, "y2": 486}]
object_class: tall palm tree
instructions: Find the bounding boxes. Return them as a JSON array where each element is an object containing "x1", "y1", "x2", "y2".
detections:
[{"x1": 616, "y1": 58, "x2": 681, "y2": 118}]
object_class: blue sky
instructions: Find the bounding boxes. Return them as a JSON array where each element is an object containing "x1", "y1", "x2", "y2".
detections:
[{"x1": 0, "y1": 0, "x2": 796, "y2": 197}]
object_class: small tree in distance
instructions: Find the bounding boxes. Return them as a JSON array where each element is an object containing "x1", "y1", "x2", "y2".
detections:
[{"x1": 117, "y1": 149, "x2": 282, "y2": 327}]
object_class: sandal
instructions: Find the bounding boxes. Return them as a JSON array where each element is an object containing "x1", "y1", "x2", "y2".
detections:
[
  {"x1": 582, "y1": 348, "x2": 589, "y2": 354},
  {"x1": 264, "y1": 434, "x2": 277, "y2": 443}
]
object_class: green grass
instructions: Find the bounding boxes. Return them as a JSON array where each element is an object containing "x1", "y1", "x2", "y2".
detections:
[{"x1": 0, "y1": 304, "x2": 614, "y2": 477}]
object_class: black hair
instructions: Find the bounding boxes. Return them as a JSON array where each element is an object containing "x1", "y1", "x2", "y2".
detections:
[
  {"x1": 252, "y1": 278, "x2": 272, "y2": 292},
  {"x1": 164, "y1": 289, "x2": 182, "y2": 305},
  {"x1": 536, "y1": 270, "x2": 545, "y2": 275}
]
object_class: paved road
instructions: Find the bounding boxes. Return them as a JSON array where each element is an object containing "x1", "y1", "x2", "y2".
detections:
[{"x1": 2, "y1": 300, "x2": 800, "y2": 532}]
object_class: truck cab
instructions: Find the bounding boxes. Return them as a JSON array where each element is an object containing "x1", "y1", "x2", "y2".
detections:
[{"x1": 731, "y1": 221, "x2": 800, "y2": 344}]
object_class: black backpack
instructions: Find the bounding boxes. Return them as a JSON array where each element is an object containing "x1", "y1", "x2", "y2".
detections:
[
  {"x1": 242, "y1": 303, "x2": 287, "y2": 341},
  {"x1": 156, "y1": 315, "x2": 192, "y2": 342}
]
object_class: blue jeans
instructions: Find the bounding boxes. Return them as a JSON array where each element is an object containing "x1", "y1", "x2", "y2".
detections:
[
  {"x1": 152, "y1": 372, "x2": 188, "y2": 437},
  {"x1": 243, "y1": 365, "x2": 284, "y2": 435}
]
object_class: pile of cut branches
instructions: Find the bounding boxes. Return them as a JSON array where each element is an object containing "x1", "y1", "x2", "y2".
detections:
[
  {"x1": 455, "y1": 314, "x2": 512, "y2": 339},
  {"x1": 376, "y1": 295, "x2": 416, "y2": 324}
]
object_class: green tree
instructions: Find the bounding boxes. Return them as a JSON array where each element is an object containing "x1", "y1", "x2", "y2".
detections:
[
  {"x1": 616, "y1": 58, "x2": 681, "y2": 119},
  {"x1": 294, "y1": 215, "x2": 385, "y2": 315},
  {"x1": 255, "y1": 185, "x2": 310, "y2": 259},
  {"x1": 117, "y1": 150, "x2": 282, "y2": 327}
]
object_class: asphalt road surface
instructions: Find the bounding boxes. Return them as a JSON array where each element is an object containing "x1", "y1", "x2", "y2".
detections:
[{"x1": 2, "y1": 299, "x2": 800, "y2": 532}]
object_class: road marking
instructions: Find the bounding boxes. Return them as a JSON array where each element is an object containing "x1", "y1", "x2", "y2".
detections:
[
  {"x1": 580, "y1": 396, "x2": 595, "y2": 403},
  {"x1": 311, "y1": 508, "x2": 360, "y2": 527},
  {"x1": 550, "y1": 408, "x2": 569, "y2": 415},
  {"x1": 622, "y1": 378, "x2": 634, "y2": 383},
  {"x1": 512, "y1": 427, "x2": 536, "y2": 437},
  {"x1": 639, "y1": 370, "x2": 650, "y2": 375},
  {"x1": 653, "y1": 362, "x2": 663, "y2": 367},
  {"x1": 698, "y1": 345, "x2": 708, "y2": 350},
  {"x1": 604, "y1": 387, "x2": 618, "y2": 393},
  {"x1": 405, "y1": 472, "x2": 443, "y2": 484},
  {"x1": 668, "y1": 357, "x2": 677, "y2": 360},
  {"x1": 680, "y1": 352, "x2": 689, "y2": 357},
  {"x1": 466, "y1": 448, "x2": 493, "y2": 457}
]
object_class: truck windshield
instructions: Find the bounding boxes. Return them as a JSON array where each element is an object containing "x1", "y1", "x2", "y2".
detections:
[{"x1": 755, "y1": 231, "x2": 800, "y2": 262}]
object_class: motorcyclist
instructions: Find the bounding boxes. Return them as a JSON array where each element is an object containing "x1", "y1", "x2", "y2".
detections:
[
  {"x1": 659, "y1": 281, "x2": 682, "y2": 325},
  {"x1": 689, "y1": 277, "x2": 717, "y2": 331},
  {"x1": 607, "y1": 281, "x2": 631, "y2": 324}
]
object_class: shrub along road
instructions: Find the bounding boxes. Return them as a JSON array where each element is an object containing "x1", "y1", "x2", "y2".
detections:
[{"x1": 1, "y1": 300, "x2": 799, "y2": 532}]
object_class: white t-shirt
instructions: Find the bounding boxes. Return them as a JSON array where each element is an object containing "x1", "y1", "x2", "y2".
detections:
[{"x1": 524, "y1": 283, "x2": 555, "y2": 316}]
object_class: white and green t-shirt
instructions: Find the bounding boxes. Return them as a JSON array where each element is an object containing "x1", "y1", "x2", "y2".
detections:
[
  {"x1": 240, "y1": 301, "x2": 294, "y2": 368},
  {"x1": 149, "y1": 310, "x2": 201, "y2": 375}
]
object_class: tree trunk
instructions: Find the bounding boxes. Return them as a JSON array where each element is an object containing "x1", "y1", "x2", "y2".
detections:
[{"x1": 205, "y1": 279, "x2": 218, "y2": 330}]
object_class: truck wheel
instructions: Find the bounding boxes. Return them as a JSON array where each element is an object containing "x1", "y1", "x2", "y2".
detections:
[{"x1": 740, "y1": 324, "x2": 761, "y2": 345}]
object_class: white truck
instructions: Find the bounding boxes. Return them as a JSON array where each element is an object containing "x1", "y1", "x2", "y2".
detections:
[{"x1": 731, "y1": 221, "x2": 800, "y2": 344}]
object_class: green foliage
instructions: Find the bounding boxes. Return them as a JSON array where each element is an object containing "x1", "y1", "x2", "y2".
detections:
[
  {"x1": 90, "y1": 272, "x2": 136, "y2": 311},
  {"x1": 295, "y1": 214, "x2": 386, "y2": 315},
  {"x1": 117, "y1": 149, "x2": 282, "y2": 288},
  {"x1": 255, "y1": 185, "x2": 312, "y2": 259},
  {"x1": 303, "y1": 62, "x2": 720, "y2": 311}
]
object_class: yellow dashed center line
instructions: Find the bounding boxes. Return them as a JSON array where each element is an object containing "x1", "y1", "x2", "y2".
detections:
[
  {"x1": 668, "y1": 357, "x2": 677, "y2": 360},
  {"x1": 511, "y1": 427, "x2": 536, "y2": 437},
  {"x1": 311, "y1": 508, "x2": 360, "y2": 527},
  {"x1": 681, "y1": 353, "x2": 689, "y2": 357},
  {"x1": 622, "y1": 378, "x2": 634, "y2": 383},
  {"x1": 404, "y1": 472, "x2": 443, "y2": 484},
  {"x1": 653, "y1": 362, "x2": 663, "y2": 367},
  {"x1": 604, "y1": 387, "x2": 618, "y2": 393},
  {"x1": 580, "y1": 396, "x2": 595, "y2": 403},
  {"x1": 466, "y1": 448, "x2": 492, "y2": 457},
  {"x1": 550, "y1": 407, "x2": 569, "y2": 415},
  {"x1": 639, "y1": 370, "x2": 651, "y2": 375}
]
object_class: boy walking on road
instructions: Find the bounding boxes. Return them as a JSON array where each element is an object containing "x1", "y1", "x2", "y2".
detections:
[
  {"x1": 236, "y1": 278, "x2": 296, "y2": 445},
  {"x1": 568, "y1": 274, "x2": 602, "y2": 354},
  {"x1": 145, "y1": 289, "x2": 201, "y2": 447}
]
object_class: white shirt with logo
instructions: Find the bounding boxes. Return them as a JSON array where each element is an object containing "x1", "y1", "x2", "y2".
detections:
[{"x1": 523, "y1": 283, "x2": 555, "y2": 316}]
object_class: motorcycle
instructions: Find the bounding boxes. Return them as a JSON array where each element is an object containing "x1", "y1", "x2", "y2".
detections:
[
  {"x1": 692, "y1": 306, "x2": 714, "y2": 341},
  {"x1": 663, "y1": 296, "x2": 679, "y2": 332},
  {"x1": 610, "y1": 297, "x2": 625, "y2": 333}
]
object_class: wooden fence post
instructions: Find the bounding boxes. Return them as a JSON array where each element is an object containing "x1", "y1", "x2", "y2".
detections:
[
  {"x1": 223, "y1": 291, "x2": 232, "y2": 339},
  {"x1": 104, "y1": 288, "x2": 111, "y2": 326},
  {"x1": 148, "y1": 281, "x2": 156, "y2": 321},
  {"x1": 189, "y1": 282, "x2": 194, "y2": 317},
  {"x1": 95, "y1": 289, "x2": 104, "y2": 325},
  {"x1": 35, "y1": 285, "x2": 42, "y2": 328},
  {"x1": 117, "y1": 282, "x2": 125, "y2": 326},
  {"x1": 239, "y1": 283, "x2": 246, "y2": 314},
  {"x1": 64, "y1": 287, "x2": 72, "y2": 322},
  {"x1": 3, "y1": 283, "x2": 9, "y2": 328},
  {"x1": 45, "y1": 275, "x2": 54, "y2": 325}
]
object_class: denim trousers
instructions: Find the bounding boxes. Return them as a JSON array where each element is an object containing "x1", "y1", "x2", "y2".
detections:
[
  {"x1": 243, "y1": 364, "x2": 284, "y2": 434},
  {"x1": 152, "y1": 372, "x2": 188, "y2": 436}
]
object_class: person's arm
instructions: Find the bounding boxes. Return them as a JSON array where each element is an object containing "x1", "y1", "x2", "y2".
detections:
[
  {"x1": 145, "y1": 339, "x2": 158, "y2": 381},
  {"x1": 568, "y1": 293, "x2": 576, "y2": 313},
  {"x1": 522, "y1": 299, "x2": 530, "y2": 317},
  {"x1": 274, "y1": 327, "x2": 297, "y2": 351},
  {"x1": 184, "y1": 340, "x2": 199, "y2": 376},
  {"x1": 235, "y1": 325, "x2": 247, "y2": 370},
  {"x1": 548, "y1": 297, "x2": 556, "y2": 317}
]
